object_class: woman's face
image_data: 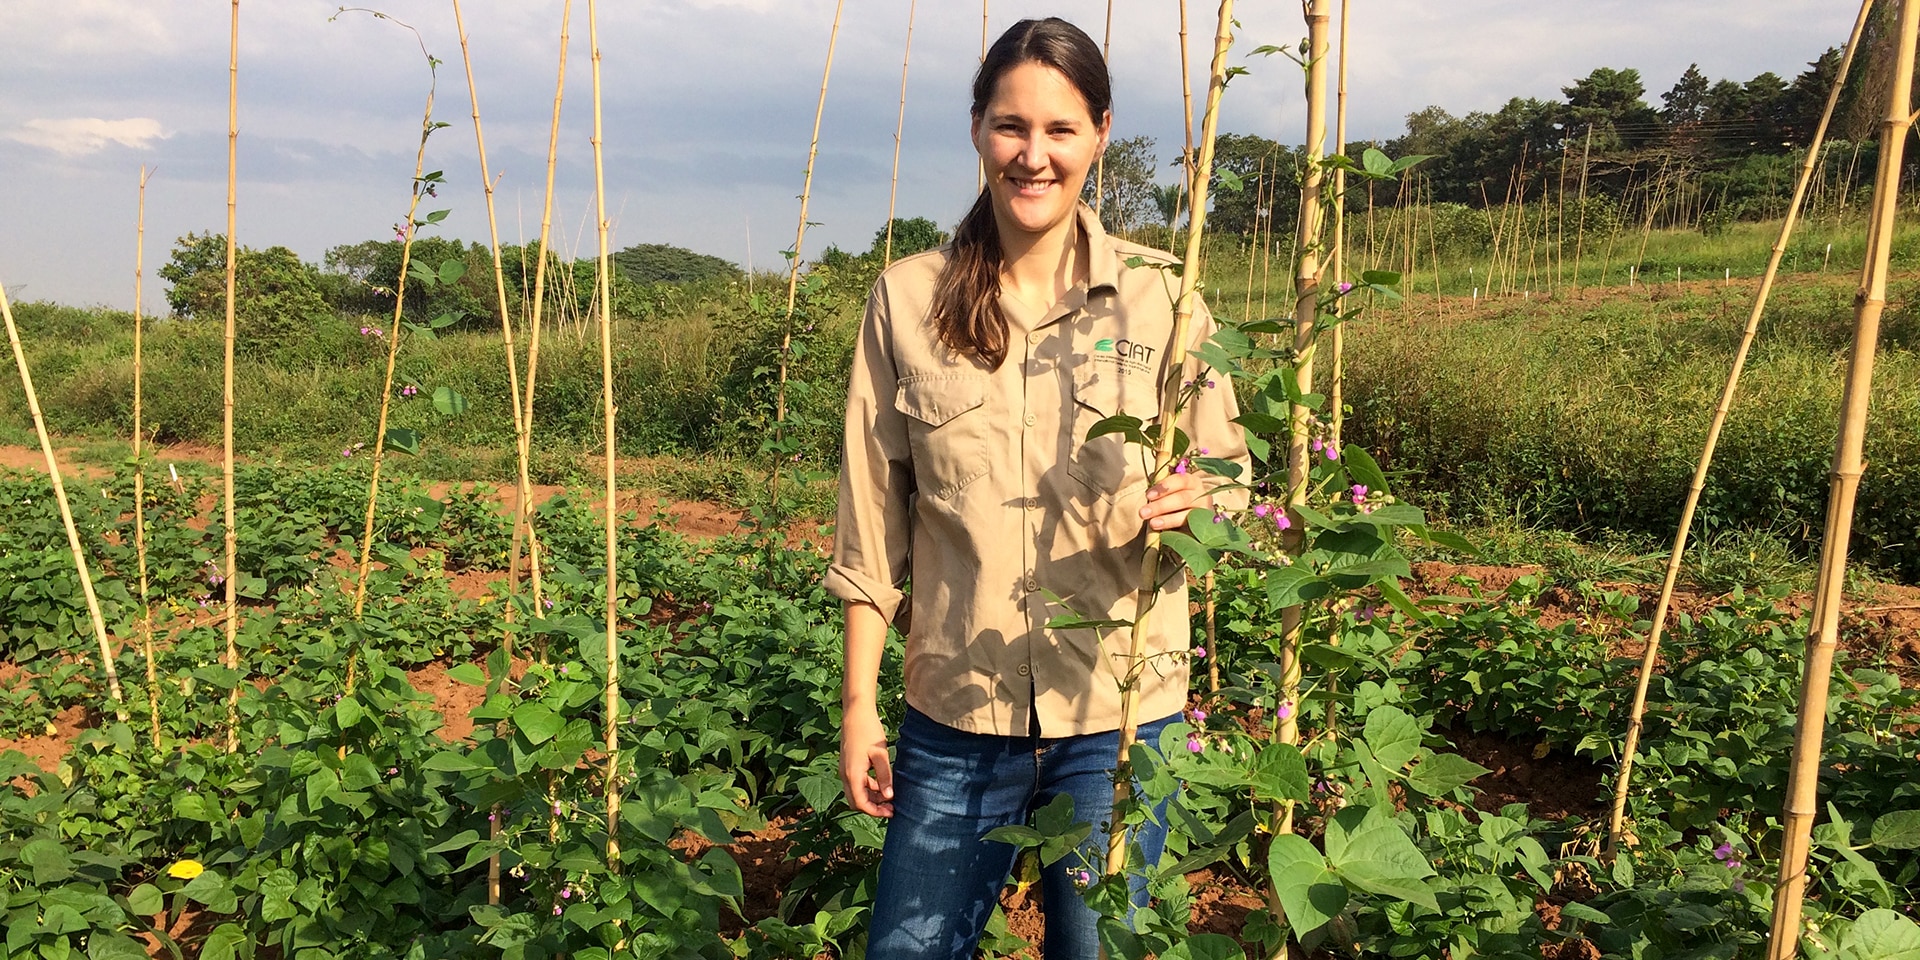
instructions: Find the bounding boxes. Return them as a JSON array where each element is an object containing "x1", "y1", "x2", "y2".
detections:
[{"x1": 971, "y1": 61, "x2": 1110, "y2": 244}]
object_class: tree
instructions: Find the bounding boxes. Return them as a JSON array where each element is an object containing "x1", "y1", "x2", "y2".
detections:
[
  {"x1": 1150, "y1": 182, "x2": 1185, "y2": 228},
  {"x1": 1662, "y1": 64, "x2": 1711, "y2": 124},
  {"x1": 1084, "y1": 135, "x2": 1158, "y2": 233},
  {"x1": 1563, "y1": 67, "x2": 1662, "y2": 148},
  {"x1": 158, "y1": 232, "x2": 332, "y2": 359},
  {"x1": 1207, "y1": 133, "x2": 1299, "y2": 235},
  {"x1": 612, "y1": 243, "x2": 741, "y2": 284},
  {"x1": 869, "y1": 217, "x2": 946, "y2": 259}
]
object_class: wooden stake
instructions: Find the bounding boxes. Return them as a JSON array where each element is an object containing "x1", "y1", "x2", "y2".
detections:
[
  {"x1": 519, "y1": 0, "x2": 573, "y2": 626},
  {"x1": 883, "y1": 0, "x2": 917, "y2": 265},
  {"x1": 222, "y1": 0, "x2": 242, "y2": 752},
  {"x1": 1329, "y1": 0, "x2": 1350, "y2": 448},
  {"x1": 1572, "y1": 124, "x2": 1593, "y2": 295},
  {"x1": 1764, "y1": 1, "x2": 1910, "y2": 951},
  {"x1": 587, "y1": 0, "x2": 622, "y2": 874},
  {"x1": 1242, "y1": 153, "x2": 1266, "y2": 323},
  {"x1": 2, "y1": 281, "x2": 128, "y2": 722},
  {"x1": 1106, "y1": 0, "x2": 1236, "y2": 879},
  {"x1": 452, "y1": 0, "x2": 533, "y2": 670},
  {"x1": 977, "y1": 0, "x2": 988, "y2": 193},
  {"x1": 133, "y1": 166, "x2": 162, "y2": 749},
  {"x1": 1173, "y1": 0, "x2": 1196, "y2": 232},
  {"x1": 771, "y1": 0, "x2": 845, "y2": 504},
  {"x1": 1602, "y1": 1, "x2": 1875, "y2": 850},
  {"x1": 1094, "y1": 0, "x2": 1114, "y2": 217}
]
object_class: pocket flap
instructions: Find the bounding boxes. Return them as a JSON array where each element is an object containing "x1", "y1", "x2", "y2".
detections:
[{"x1": 895, "y1": 375, "x2": 988, "y2": 427}]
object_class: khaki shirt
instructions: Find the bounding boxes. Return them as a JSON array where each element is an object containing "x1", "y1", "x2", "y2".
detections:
[{"x1": 826, "y1": 204, "x2": 1250, "y2": 738}]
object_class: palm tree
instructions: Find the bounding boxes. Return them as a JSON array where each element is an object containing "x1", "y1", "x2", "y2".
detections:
[{"x1": 1150, "y1": 181, "x2": 1187, "y2": 228}]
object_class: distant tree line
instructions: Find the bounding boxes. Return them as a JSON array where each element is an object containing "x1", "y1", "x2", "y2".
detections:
[{"x1": 1085, "y1": 14, "x2": 1916, "y2": 237}]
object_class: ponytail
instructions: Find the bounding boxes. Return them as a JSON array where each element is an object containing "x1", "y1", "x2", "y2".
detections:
[{"x1": 930, "y1": 190, "x2": 1009, "y2": 369}]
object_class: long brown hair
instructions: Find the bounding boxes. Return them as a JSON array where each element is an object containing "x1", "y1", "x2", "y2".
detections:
[{"x1": 932, "y1": 18, "x2": 1111, "y2": 369}]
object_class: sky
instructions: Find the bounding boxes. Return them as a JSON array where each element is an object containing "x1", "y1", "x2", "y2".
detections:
[{"x1": 0, "y1": 0, "x2": 1860, "y2": 312}]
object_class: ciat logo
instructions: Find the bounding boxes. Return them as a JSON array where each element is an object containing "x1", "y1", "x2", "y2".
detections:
[{"x1": 1093, "y1": 337, "x2": 1156, "y2": 366}]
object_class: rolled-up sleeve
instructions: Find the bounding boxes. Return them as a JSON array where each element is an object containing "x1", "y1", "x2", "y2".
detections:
[
  {"x1": 825, "y1": 277, "x2": 915, "y2": 622},
  {"x1": 1181, "y1": 295, "x2": 1252, "y2": 511}
]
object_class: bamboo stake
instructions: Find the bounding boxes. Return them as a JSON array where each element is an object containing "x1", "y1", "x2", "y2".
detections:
[
  {"x1": 222, "y1": 0, "x2": 242, "y2": 752},
  {"x1": 977, "y1": 0, "x2": 988, "y2": 193},
  {"x1": 1572, "y1": 124, "x2": 1592, "y2": 295},
  {"x1": 1765, "y1": 3, "x2": 1911, "y2": 953},
  {"x1": 133, "y1": 166, "x2": 161, "y2": 749},
  {"x1": 451, "y1": 0, "x2": 533, "y2": 670},
  {"x1": 1094, "y1": 0, "x2": 1114, "y2": 217},
  {"x1": 1242, "y1": 153, "x2": 1267, "y2": 322},
  {"x1": 586, "y1": 0, "x2": 622, "y2": 874},
  {"x1": 350, "y1": 48, "x2": 440, "y2": 638},
  {"x1": 519, "y1": 0, "x2": 573, "y2": 626},
  {"x1": 883, "y1": 0, "x2": 917, "y2": 265},
  {"x1": 2, "y1": 282, "x2": 128, "y2": 722},
  {"x1": 1173, "y1": 0, "x2": 1195, "y2": 231},
  {"x1": 1605, "y1": 4, "x2": 1873, "y2": 858},
  {"x1": 1279, "y1": 0, "x2": 1331, "y2": 771},
  {"x1": 771, "y1": 0, "x2": 845, "y2": 504},
  {"x1": 1604, "y1": 5, "x2": 1869, "y2": 848},
  {"x1": 1106, "y1": 0, "x2": 1236, "y2": 879},
  {"x1": 1329, "y1": 0, "x2": 1350, "y2": 449}
]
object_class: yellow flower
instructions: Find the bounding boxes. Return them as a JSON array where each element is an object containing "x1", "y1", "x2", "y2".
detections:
[{"x1": 167, "y1": 859, "x2": 205, "y2": 880}]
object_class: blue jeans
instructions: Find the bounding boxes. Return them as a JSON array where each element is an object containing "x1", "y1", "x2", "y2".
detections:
[{"x1": 866, "y1": 706, "x2": 1179, "y2": 960}]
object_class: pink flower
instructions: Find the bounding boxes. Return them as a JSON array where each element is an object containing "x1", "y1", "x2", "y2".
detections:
[
  {"x1": 1172, "y1": 458, "x2": 1190, "y2": 475},
  {"x1": 1310, "y1": 438, "x2": 1323, "y2": 453},
  {"x1": 1351, "y1": 484, "x2": 1368, "y2": 502},
  {"x1": 1186, "y1": 736, "x2": 1203, "y2": 753},
  {"x1": 1277, "y1": 701, "x2": 1294, "y2": 721},
  {"x1": 1191, "y1": 709, "x2": 1207, "y2": 723},
  {"x1": 1192, "y1": 646, "x2": 1207, "y2": 659},
  {"x1": 560, "y1": 887, "x2": 572, "y2": 899},
  {"x1": 1253, "y1": 503, "x2": 1272, "y2": 518},
  {"x1": 1325, "y1": 446, "x2": 1340, "y2": 461},
  {"x1": 1274, "y1": 513, "x2": 1292, "y2": 531},
  {"x1": 553, "y1": 905, "x2": 563, "y2": 916}
]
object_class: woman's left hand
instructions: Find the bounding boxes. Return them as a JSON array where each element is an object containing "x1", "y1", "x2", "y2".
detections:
[{"x1": 1139, "y1": 471, "x2": 1210, "y2": 532}]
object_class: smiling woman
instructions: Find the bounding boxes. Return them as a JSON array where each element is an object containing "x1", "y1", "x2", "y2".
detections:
[{"x1": 829, "y1": 16, "x2": 1249, "y2": 960}]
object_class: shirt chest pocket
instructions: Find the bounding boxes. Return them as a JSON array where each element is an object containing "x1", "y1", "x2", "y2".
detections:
[
  {"x1": 895, "y1": 374, "x2": 991, "y2": 500},
  {"x1": 1068, "y1": 370, "x2": 1159, "y2": 499}
]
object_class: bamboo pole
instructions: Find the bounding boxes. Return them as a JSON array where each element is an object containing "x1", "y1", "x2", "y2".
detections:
[
  {"x1": 133, "y1": 166, "x2": 161, "y2": 749},
  {"x1": 1173, "y1": 0, "x2": 1195, "y2": 232},
  {"x1": 451, "y1": 0, "x2": 533, "y2": 670},
  {"x1": 350, "y1": 53, "x2": 439, "y2": 639},
  {"x1": 1604, "y1": 0, "x2": 1873, "y2": 858},
  {"x1": 883, "y1": 0, "x2": 917, "y2": 265},
  {"x1": 1597, "y1": 0, "x2": 1866, "y2": 856},
  {"x1": 771, "y1": 0, "x2": 845, "y2": 504},
  {"x1": 1572, "y1": 124, "x2": 1593, "y2": 295},
  {"x1": 1242, "y1": 153, "x2": 1267, "y2": 322},
  {"x1": 519, "y1": 0, "x2": 572, "y2": 626},
  {"x1": 1766, "y1": 7, "x2": 1911, "y2": 952},
  {"x1": 1106, "y1": 0, "x2": 1237, "y2": 879},
  {"x1": 586, "y1": 0, "x2": 622, "y2": 874},
  {"x1": 1094, "y1": 0, "x2": 1114, "y2": 218},
  {"x1": 1328, "y1": 0, "x2": 1350, "y2": 449},
  {"x1": 977, "y1": 0, "x2": 988, "y2": 193},
  {"x1": 2, "y1": 282, "x2": 128, "y2": 722},
  {"x1": 1279, "y1": 0, "x2": 1331, "y2": 771},
  {"x1": 222, "y1": 0, "x2": 242, "y2": 752}
]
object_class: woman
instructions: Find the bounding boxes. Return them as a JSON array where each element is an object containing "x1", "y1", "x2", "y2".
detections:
[{"x1": 826, "y1": 17, "x2": 1247, "y2": 960}]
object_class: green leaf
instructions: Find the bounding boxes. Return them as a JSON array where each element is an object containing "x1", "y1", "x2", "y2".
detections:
[
  {"x1": 333, "y1": 695, "x2": 364, "y2": 731},
  {"x1": 421, "y1": 751, "x2": 482, "y2": 772},
  {"x1": 1362, "y1": 706, "x2": 1423, "y2": 773},
  {"x1": 1086, "y1": 414, "x2": 1147, "y2": 445},
  {"x1": 124, "y1": 883, "x2": 164, "y2": 915},
  {"x1": 88, "y1": 933, "x2": 152, "y2": 960},
  {"x1": 1405, "y1": 752, "x2": 1491, "y2": 797},
  {"x1": 1413, "y1": 526, "x2": 1481, "y2": 557},
  {"x1": 432, "y1": 386, "x2": 468, "y2": 417},
  {"x1": 1265, "y1": 565, "x2": 1331, "y2": 608},
  {"x1": 427, "y1": 829, "x2": 482, "y2": 854},
  {"x1": 446, "y1": 663, "x2": 486, "y2": 686},
  {"x1": 512, "y1": 702, "x2": 564, "y2": 744},
  {"x1": 1359, "y1": 269, "x2": 1402, "y2": 287},
  {"x1": 1340, "y1": 445, "x2": 1389, "y2": 495},
  {"x1": 384, "y1": 427, "x2": 421, "y2": 456},
  {"x1": 1559, "y1": 902, "x2": 1611, "y2": 925},
  {"x1": 1248, "y1": 743, "x2": 1310, "y2": 804},
  {"x1": 1323, "y1": 806, "x2": 1439, "y2": 910},
  {"x1": 1361, "y1": 148, "x2": 1393, "y2": 177},
  {"x1": 1871, "y1": 811, "x2": 1920, "y2": 850},
  {"x1": 408, "y1": 261, "x2": 439, "y2": 286},
  {"x1": 1160, "y1": 531, "x2": 1217, "y2": 577},
  {"x1": 1838, "y1": 909, "x2": 1920, "y2": 960},
  {"x1": 1160, "y1": 934, "x2": 1244, "y2": 960},
  {"x1": 438, "y1": 258, "x2": 467, "y2": 284},
  {"x1": 1350, "y1": 503, "x2": 1425, "y2": 527},
  {"x1": 196, "y1": 924, "x2": 248, "y2": 960},
  {"x1": 183, "y1": 869, "x2": 239, "y2": 914},
  {"x1": 1267, "y1": 834, "x2": 1346, "y2": 935}
]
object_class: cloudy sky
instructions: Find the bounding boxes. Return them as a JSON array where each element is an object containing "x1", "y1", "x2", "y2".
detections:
[{"x1": 0, "y1": 0, "x2": 1858, "y2": 311}]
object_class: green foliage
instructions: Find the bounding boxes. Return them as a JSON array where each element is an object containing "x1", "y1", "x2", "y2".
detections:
[
  {"x1": 156, "y1": 232, "x2": 335, "y2": 361},
  {"x1": 612, "y1": 243, "x2": 741, "y2": 285}
]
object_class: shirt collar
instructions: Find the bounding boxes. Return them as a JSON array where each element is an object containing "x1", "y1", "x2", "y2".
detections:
[{"x1": 1078, "y1": 202, "x2": 1121, "y2": 296}]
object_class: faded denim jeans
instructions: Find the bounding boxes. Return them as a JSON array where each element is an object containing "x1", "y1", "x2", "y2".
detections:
[{"x1": 865, "y1": 706, "x2": 1179, "y2": 960}]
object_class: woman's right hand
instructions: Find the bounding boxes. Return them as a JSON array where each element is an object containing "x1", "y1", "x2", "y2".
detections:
[{"x1": 840, "y1": 702, "x2": 895, "y2": 818}]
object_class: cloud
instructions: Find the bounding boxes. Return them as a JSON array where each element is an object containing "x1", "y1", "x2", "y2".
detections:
[{"x1": 10, "y1": 117, "x2": 168, "y2": 156}]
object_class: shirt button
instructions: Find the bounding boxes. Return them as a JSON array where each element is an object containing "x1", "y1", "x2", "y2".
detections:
[
  {"x1": 1017, "y1": 664, "x2": 1031, "y2": 677},
  {"x1": 1025, "y1": 497, "x2": 1039, "y2": 510},
  {"x1": 1025, "y1": 413, "x2": 1037, "y2": 427},
  {"x1": 1028, "y1": 332, "x2": 1043, "y2": 345},
  {"x1": 1024, "y1": 576, "x2": 1038, "y2": 591}
]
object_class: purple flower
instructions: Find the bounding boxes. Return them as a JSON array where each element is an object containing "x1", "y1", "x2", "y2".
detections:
[
  {"x1": 1253, "y1": 503, "x2": 1272, "y2": 518},
  {"x1": 1351, "y1": 484, "x2": 1368, "y2": 502},
  {"x1": 543, "y1": 598, "x2": 554, "y2": 610},
  {"x1": 1186, "y1": 736, "x2": 1203, "y2": 753},
  {"x1": 553, "y1": 905, "x2": 563, "y2": 916},
  {"x1": 1173, "y1": 459, "x2": 1190, "y2": 475},
  {"x1": 1337, "y1": 281, "x2": 1353, "y2": 293},
  {"x1": 1192, "y1": 646, "x2": 1207, "y2": 659},
  {"x1": 560, "y1": 887, "x2": 572, "y2": 899},
  {"x1": 361, "y1": 326, "x2": 371, "y2": 335},
  {"x1": 1713, "y1": 842, "x2": 1733, "y2": 861},
  {"x1": 1277, "y1": 701, "x2": 1294, "y2": 721},
  {"x1": 1274, "y1": 513, "x2": 1292, "y2": 531},
  {"x1": 1205, "y1": 379, "x2": 1216, "y2": 389},
  {"x1": 1191, "y1": 708, "x2": 1208, "y2": 723},
  {"x1": 1732, "y1": 878, "x2": 1747, "y2": 893},
  {"x1": 1325, "y1": 446, "x2": 1340, "y2": 461},
  {"x1": 1310, "y1": 438, "x2": 1323, "y2": 453},
  {"x1": 1074, "y1": 869, "x2": 1092, "y2": 886},
  {"x1": 1727, "y1": 859, "x2": 1742, "y2": 870},
  {"x1": 554, "y1": 803, "x2": 564, "y2": 816},
  {"x1": 559, "y1": 665, "x2": 569, "y2": 675},
  {"x1": 488, "y1": 813, "x2": 497, "y2": 822},
  {"x1": 387, "y1": 766, "x2": 399, "y2": 776}
]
